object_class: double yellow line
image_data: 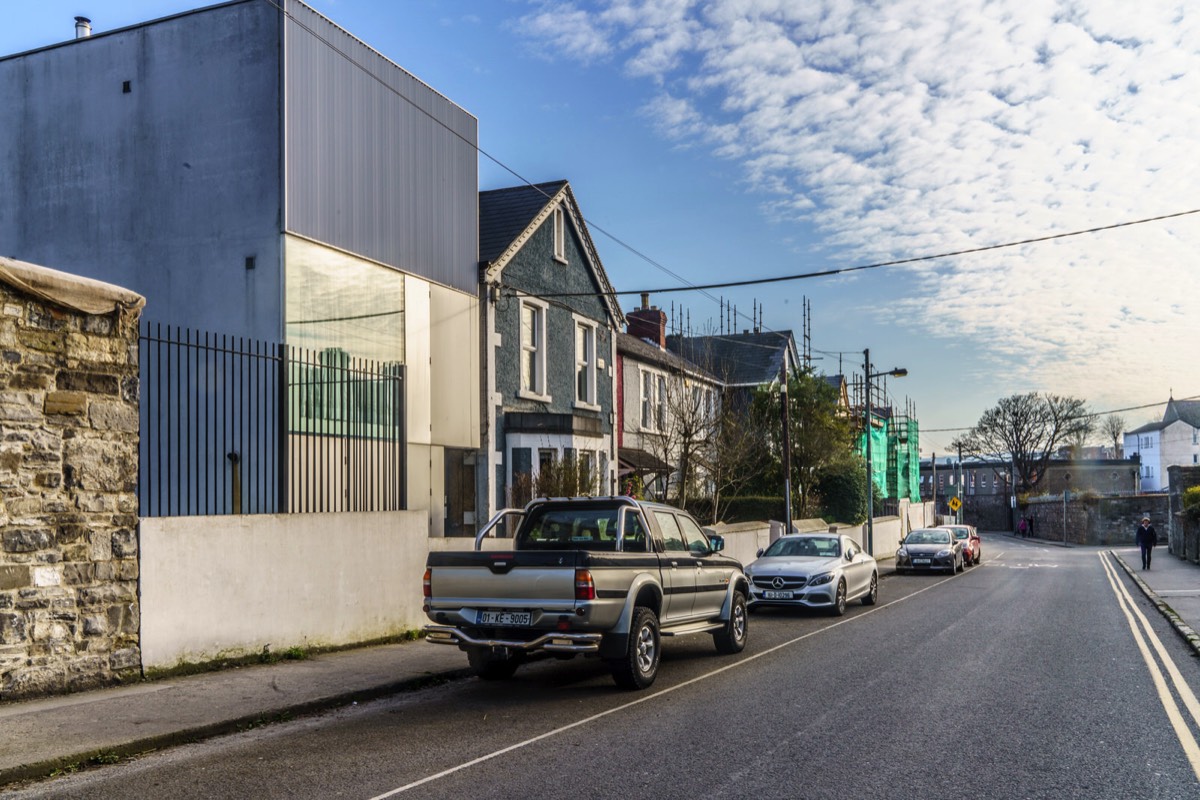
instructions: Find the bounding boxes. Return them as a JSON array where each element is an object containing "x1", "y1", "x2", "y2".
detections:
[{"x1": 1099, "y1": 552, "x2": 1200, "y2": 781}]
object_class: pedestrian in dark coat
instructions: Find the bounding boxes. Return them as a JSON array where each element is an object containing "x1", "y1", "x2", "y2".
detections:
[{"x1": 1135, "y1": 517, "x2": 1158, "y2": 569}]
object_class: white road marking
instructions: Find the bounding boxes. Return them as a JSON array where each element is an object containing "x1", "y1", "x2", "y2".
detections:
[
  {"x1": 1099, "y1": 552, "x2": 1200, "y2": 781},
  {"x1": 366, "y1": 574, "x2": 959, "y2": 799}
]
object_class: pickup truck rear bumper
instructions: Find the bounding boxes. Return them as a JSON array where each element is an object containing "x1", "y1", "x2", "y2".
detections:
[{"x1": 424, "y1": 625, "x2": 603, "y2": 654}]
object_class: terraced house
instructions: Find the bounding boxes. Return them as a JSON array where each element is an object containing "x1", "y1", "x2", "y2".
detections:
[{"x1": 478, "y1": 181, "x2": 624, "y2": 524}]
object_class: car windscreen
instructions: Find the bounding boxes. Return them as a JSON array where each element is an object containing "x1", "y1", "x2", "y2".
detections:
[
  {"x1": 763, "y1": 536, "x2": 840, "y2": 558},
  {"x1": 905, "y1": 530, "x2": 950, "y2": 545},
  {"x1": 516, "y1": 505, "x2": 645, "y2": 551}
]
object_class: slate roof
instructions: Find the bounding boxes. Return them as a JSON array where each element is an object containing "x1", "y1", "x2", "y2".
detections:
[
  {"x1": 616, "y1": 332, "x2": 719, "y2": 382},
  {"x1": 478, "y1": 180, "x2": 567, "y2": 266},
  {"x1": 1128, "y1": 419, "x2": 1171, "y2": 435},
  {"x1": 666, "y1": 331, "x2": 797, "y2": 387},
  {"x1": 478, "y1": 179, "x2": 623, "y2": 328},
  {"x1": 1164, "y1": 398, "x2": 1200, "y2": 428}
]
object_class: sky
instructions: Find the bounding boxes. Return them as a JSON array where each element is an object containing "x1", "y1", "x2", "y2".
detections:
[{"x1": 4, "y1": 0, "x2": 1199, "y2": 456}]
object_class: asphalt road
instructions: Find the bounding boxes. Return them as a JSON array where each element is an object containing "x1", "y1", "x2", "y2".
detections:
[{"x1": 8, "y1": 535, "x2": 1200, "y2": 799}]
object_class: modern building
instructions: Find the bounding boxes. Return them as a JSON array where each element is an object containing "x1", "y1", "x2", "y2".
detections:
[
  {"x1": 1124, "y1": 398, "x2": 1200, "y2": 492},
  {"x1": 0, "y1": 1, "x2": 480, "y2": 532}
]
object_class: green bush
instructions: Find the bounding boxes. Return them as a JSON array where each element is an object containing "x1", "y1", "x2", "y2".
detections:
[
  {"x1": 701, "y1": 496, "x2": 786, "y2": 524},
  {"x1": 1184, "y1": 486, "x2": 1200, "y2": 521},
  {"x1": 815, "y1": 457, "x2": 868, "y2": 525}
]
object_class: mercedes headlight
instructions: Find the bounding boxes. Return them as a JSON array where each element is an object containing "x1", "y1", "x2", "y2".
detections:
[{"x1": 809, "y1": 572, "x2": 835, "y2": 586}]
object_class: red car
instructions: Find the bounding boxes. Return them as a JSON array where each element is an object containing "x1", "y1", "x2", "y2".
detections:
[{"x1": 938, "y1": 525, "x2": 982, "y2": 566}]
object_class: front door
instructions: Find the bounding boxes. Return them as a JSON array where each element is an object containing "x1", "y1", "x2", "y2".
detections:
[{"x1": 444, "y1": 448, "x2": 477, "y2": 537}]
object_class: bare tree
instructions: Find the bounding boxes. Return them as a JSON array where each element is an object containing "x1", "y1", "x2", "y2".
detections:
[
  {"x1": 1101, "y1": 414, "x2": 1126, "y2": 458},
  {"x1": 1063, "y1": 413, "x2": 1097, "y2": 457},
  {"x1": 955, "y1": 392, "x2": 1092, "y2": 493},
  {"x1": 700, "y1": 396, "x2": 770, "y2": 523},
  {"x1": 641, "y1": 367, "x2": 717, "y2": 508}
]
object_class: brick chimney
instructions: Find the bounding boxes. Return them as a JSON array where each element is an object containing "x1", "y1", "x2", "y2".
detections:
[{"x1": 627, "y1": 292, "x2": 666, "y2": 348}]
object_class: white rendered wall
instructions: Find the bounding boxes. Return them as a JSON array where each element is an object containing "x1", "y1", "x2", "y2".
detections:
[{"x1": 140, "y1": 511, "x2": 429, "y2": 670}]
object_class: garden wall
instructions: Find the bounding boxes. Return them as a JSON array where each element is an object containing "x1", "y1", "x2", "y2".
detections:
[{"x1": 0, "y1": 258, "x2": 144, "y2": 698}]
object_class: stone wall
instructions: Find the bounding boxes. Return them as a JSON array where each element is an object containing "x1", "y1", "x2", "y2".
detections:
[
  {"x1": 0, "y1": 276, "x2": 142, "y2": 698},
  {"x1": 1023, "y1": 494, "x2": 1169, "y2": 546},
  {"x1": 1167, "y1": 465, "x2": 1200, "y2": 560}
]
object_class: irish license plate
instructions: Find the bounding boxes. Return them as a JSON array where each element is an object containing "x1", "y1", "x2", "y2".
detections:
[
  {"x1": 763, "y1": 590, "x2": 793, "y2": 599},
  {"x1": 478, "y1": 611, "x2": 531, "y2": 626},
  {"x1": 913, "y1": 558, "x2": 931, "y2": 565}
]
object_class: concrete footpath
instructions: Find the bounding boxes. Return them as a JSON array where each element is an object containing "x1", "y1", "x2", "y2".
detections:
[
  {"x1": 0, "y1": 640, "x2": 471, "y2": 787},
  {"x1": 1, "y1": 541, "x2": 1197, "y2": 788}
]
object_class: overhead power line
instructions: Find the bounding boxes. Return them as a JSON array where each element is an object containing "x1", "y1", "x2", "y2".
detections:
[
  {"x1": 921, "y1": 394, "x2": 1200, "y2": 434},
  {"x1": 530, "y1": 208, "x2": 1200, "y2": 298}
]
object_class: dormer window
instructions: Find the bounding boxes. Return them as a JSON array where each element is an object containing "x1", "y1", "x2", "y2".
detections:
[{"x1": 553, "y1": 206, "x2": 566, "y2": 263}]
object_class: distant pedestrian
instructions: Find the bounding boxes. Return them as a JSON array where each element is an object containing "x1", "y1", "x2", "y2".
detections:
[
  {"x1": 1017, "y1": 518, "x2": 1028, "y2": 538},
  {"x1": 1027, "y1": 516, "x2": 1036, "y2": 538},
  {"x1": 1135, "y1": 517, "x2": 1158, "y2": 570}
]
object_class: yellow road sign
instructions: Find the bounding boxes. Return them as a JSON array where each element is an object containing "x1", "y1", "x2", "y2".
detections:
[{"x1": 948, "y1": 496, "x2": 962, "y2": 512}]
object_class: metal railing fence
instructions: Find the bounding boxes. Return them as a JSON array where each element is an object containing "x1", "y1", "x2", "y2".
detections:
[{"x1": 139, "y1": 323, "x2": 405, "y2": 516}]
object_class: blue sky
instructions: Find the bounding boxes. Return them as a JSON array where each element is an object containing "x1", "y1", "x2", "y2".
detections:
[{"x1": 5, "y1": 0, "x2": 1199, "y2": 455}]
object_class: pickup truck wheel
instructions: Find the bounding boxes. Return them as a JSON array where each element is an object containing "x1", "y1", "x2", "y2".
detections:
[
  {"x1": 610, "y1": 607, "x2": 660, "y2": 690},
  {"x1": 466, "y1": 648, "x2": 522, "y2": 680},
  {"x1": 713, "y1": 590, "x2": 748, "y2": 654}
]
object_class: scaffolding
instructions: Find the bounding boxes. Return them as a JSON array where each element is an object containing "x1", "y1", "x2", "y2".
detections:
[{"x1": 853, "y1": 379, "x2": 921, "y2": 503}]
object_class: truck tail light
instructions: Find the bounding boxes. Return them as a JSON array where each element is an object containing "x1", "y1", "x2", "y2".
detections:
[
  {"x1": 574, "y1": 568, "x2": 595, "y2": 601},
  {"x1": 423, "y1": 568, "x2": 432, "y2": 598}
]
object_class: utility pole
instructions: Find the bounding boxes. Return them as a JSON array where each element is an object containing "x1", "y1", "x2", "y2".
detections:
[
  {"x1": 864, "y1": 349, "x2": 873, "y2": 554},
  {"x1": 780, "y1": 361, "x2": 792, "y2": 534},
  {"x1": 957, "y1": 441, "x2": 963, "y2": 524}
]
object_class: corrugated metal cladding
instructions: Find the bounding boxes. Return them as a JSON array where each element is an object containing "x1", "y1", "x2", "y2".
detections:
[{"x1": 283, "y1": 0, "x2": 479, "y2": 295}]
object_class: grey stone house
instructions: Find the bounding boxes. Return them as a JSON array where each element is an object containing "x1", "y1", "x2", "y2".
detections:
[{"x1": 478, "y1": 181, "x2": 624, "y2": 523}]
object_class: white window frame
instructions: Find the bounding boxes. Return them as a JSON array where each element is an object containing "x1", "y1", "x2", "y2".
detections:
[
  {"x1": 552, "y1": 206, "x2": 567, "y2": 263},
  {"x1": 656, "y1": 374, "x2": 667, "y2": 431},
  {"x1": 640, "y1": 367, "x2": 665, "y2": 432},
  {"x1": 518, "y1": 297, "x2": 550, "y2": 401},
  {"x1": 573, "y1": 315, "x2": 599, "y2": 410}
]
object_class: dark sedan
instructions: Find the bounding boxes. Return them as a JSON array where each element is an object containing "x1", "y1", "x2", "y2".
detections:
[{"x1": 896, "y1": 528, "x2": 963, "y2": 574}]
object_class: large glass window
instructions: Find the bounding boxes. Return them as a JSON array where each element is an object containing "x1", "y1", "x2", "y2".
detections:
[
  {"x1": 285, "y1": 237, "x2": 404, "y2": 363},
  {"x1": 284, "y1": 237, "x2": 405, "y2": 436}
]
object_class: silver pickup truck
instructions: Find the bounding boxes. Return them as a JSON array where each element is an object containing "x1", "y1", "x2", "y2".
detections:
[{"x1": 423, "y1": 496, "x2": 750, "y2": 689}]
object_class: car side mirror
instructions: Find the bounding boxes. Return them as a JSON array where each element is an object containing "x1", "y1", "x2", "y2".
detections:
[
  {"x1": 707, "y1": 534, "x2": 725, "y2": 553},
  {"x1": 756, "y1": 548, "x2": 764, "y2": 558}
]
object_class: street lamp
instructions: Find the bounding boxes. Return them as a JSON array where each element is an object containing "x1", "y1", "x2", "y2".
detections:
[{"x1": 864, "y1": 348, "x2": 907, "y2": 556}]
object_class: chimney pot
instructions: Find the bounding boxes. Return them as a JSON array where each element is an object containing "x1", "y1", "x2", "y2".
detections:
[
  {"x1": 75, "y1": 16, "x2": 92, "y2": 38},
  {"x1": 640, "y1": 292, "x2": 649, "y2": 310}
]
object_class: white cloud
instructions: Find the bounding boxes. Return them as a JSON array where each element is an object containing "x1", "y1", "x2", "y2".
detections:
[{"x1": 517, "y1": 0, "x2": 1200, "y2": 416}]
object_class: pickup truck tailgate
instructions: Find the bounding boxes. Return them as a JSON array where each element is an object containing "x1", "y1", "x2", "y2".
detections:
[{"x1": 426, "y1": 550, "x2": 581, "y2": 608}]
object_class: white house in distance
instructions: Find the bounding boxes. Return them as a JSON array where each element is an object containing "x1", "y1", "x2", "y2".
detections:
[{"x1": 1124, "y1": 397, "x2": 1200, "y2": 492}]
